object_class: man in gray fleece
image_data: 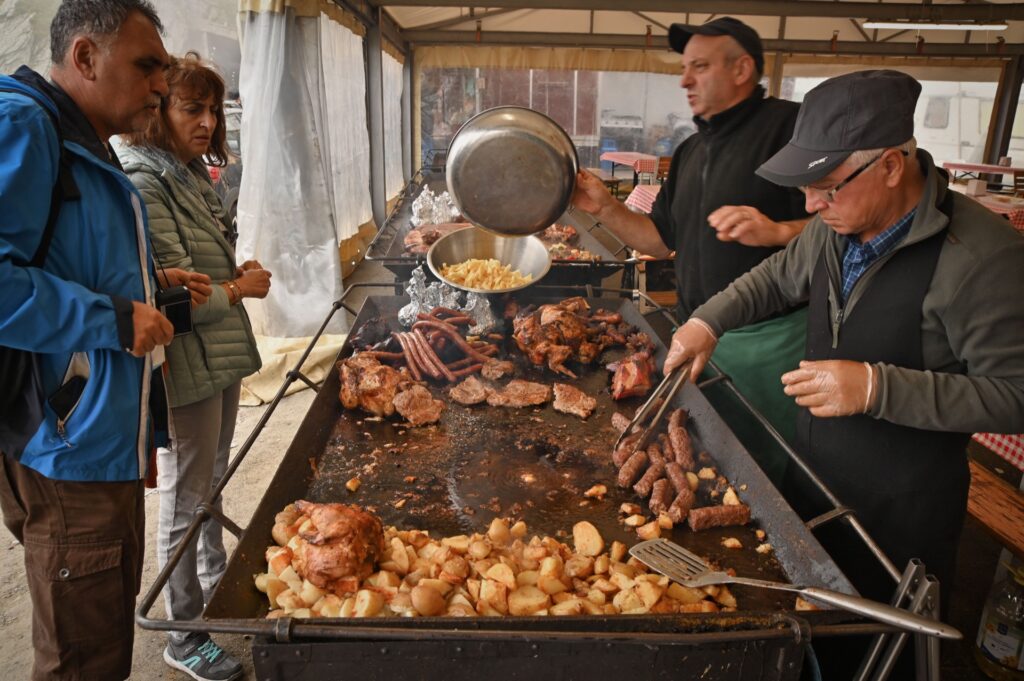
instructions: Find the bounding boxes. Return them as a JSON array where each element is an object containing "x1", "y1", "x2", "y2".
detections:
[{"x1": 664, "y1": 69, "x2": 1024, "y2": 662}]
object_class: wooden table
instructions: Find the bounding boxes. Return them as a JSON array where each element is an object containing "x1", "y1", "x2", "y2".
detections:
[
  {"x1": 600, "y1": 151, "x2": 658, "y2": 186},
  {"x1": 942, "y1": 161, "x2": 1024, "y2": 180},
  {"x1": 968, "y1": 459, "x2": 1024, "y2": 560},
  {"x1": 948, "y1": 182, "x2": 1024, "y2": 230}
]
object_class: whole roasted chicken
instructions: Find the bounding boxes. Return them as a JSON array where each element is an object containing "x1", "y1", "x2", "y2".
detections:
[
  {"x1": 512, "y1": 297, "x2": 626, "y2": 377},
  {"x1": 287, "y1": 501, "x2": 385, "y2": 592}
]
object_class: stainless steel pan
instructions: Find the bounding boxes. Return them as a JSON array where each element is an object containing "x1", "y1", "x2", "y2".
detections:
[{"x1": 446, "y1": 106, "x2": 578, "y2": 237}]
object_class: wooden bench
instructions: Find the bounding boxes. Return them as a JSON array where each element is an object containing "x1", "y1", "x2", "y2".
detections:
[
  {"x1": 585, "y1": 167, "x2": 622, "y2": 198},
  {"x1": 968, "y1": 458, "x2": 1024, "y2": 559}
]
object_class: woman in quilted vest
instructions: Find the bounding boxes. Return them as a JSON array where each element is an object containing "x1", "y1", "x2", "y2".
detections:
[{"x1": 120, "y1": 52, "x2": 269, "y2": 681}]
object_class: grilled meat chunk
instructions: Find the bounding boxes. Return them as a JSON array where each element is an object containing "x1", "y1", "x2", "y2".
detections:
[
  {"x1": 610, "y1": 349, "x2": 656, "y2": 400},
  {"x1": 486, "y1": 379, "x2": 552, "y2": 408},
  {"x1": 393, "y1": 385, "x2": 445, "y2": 426},
  {"x1": 291, "y1": 501, "x2": 385, "y2": 591},
  {"x1": 481, "y1": 358, "x2": 514, "y2": 381},
  {"x1": 552, "y1": 383, "x2": 597, "y2": 419},
  {"x1": 403, "y1": 223, "x2": 468, "y2": 254},
  {"x1": 610, "y1": 411, "x2": 633, "y2": 434},
  {"x1": 449, "y1": 375, "x2": 492, "y2": 406},
  {"x1": 337, "y1": 353, "x2": 406, "y2": 417},
  {"x1": 512, "y1": 297, "x2": 631, "y2": 378}
]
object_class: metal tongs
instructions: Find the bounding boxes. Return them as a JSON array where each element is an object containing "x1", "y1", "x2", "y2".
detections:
[{"x1": 612, "y1": 360, "x2": 693, "y2": 457}]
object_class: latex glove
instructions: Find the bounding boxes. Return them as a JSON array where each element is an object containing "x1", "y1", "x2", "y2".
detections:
[
  {"x1": 707, "y1": 205, "x2": 794, "y2": 247},
  {"x1": 571, "y1": 169, "x2": 615, "y2": 216},
  {"x1": 781, "y1": 360, "x2": 878, "y2": 418},
  {"x1": 664, "y1": 318, "x2": 718, "y2": 379}
]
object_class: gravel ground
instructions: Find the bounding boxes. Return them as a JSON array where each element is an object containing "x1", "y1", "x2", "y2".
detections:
[{"x1": 0, "y1": 388, "x2": 316, "y2": 681}]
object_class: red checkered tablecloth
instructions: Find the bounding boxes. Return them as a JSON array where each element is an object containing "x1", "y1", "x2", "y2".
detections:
[
  {"x1": 600, "y1": 151, "x2": 658, "y2": 175},
  {"x1": 625, "y1": 184, "x2": 662, "y2": 214},
  {"x1": 973, "y1": 433, "x2": 1024, "y2": 471}
]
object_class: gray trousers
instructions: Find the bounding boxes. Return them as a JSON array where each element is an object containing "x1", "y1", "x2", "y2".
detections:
[{"x1": 157, "y1": 381, "x2": 240, "y2": 644}]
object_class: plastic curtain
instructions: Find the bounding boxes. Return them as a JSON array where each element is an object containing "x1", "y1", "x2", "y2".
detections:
[
  {"x1": 237, "y1": 8, "x2": 370, "y2": 336},
  {"x1": 383, "y1": 51, "x2": 405, "y2": 199}
]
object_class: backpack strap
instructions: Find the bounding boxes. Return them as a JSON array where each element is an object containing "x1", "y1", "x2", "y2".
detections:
[{"x1": 0, "y1": 86, "x2": 80, "y2": 268}]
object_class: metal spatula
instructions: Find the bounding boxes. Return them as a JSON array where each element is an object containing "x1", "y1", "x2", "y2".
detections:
[{"x1": 630, "y1": 538, "x2": 961, "y2": 640}]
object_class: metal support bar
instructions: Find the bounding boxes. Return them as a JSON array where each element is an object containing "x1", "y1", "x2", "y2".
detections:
[
  {"x1": 401, "y1": 30, "x2": 1024, "y2": 56},
  {"x1": 375, "y1": 0, "x2": 1024, "y2": 20},
  {"x1": 805, "y1": 506, "x2": 856, "y2": 531},
  {"x1": 854, "y1": 560, "x2": 927, "y2": 681},
  {"x1": 197, "y1": 502, "x2": 244, "y2": 538},
  {"x1": 985, "y1": 55, "x2": 1024, "y2": 164},
  {"x1": 366, "y1": 9, "x2": 388, "y2": 227},
  {"x1": 287, "y1": 370, "x2": 321, "y2": 393}
]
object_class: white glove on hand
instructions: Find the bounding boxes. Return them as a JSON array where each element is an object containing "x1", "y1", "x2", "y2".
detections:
[
  {"x1": 664, "y1": 318, "x2": 718, "y2": 379},
  {"x1": 781, "y1": 360, "x2": 877, "y2": 418}
]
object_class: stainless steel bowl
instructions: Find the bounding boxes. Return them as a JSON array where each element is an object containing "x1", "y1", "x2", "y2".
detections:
[
  {"x1": 426, "y1": 226, "x2": 551, "y2": 294},
  {"x1": 446, "y1": 106, "x2": 578, "y2": 237}
]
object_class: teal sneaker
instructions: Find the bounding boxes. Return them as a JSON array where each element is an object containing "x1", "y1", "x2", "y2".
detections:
[{"x1": 163, "y1": 633, "x2": 243, "y2": 681}]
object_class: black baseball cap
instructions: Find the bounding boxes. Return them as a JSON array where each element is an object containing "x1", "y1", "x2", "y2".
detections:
[
  {"x1": 668, "y1": 17, "x2": 765, "y2": 75},
  {"x1": 757, "y1": 70, "x2": 922, "y2": 187}
]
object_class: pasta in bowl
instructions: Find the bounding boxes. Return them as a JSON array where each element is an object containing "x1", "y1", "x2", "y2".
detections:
[{"x1": 427, "y1": 227, "x2": 550, "y2": 294}]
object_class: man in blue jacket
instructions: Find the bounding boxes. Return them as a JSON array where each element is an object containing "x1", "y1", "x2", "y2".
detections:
[{"x1": 0, "y1": 2, "x2": 213, "y2": 679}]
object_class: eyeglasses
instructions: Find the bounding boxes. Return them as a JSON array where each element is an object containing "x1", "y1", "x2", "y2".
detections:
[{"x1": 801, "y1": 149, "x2": 908, "y2": 203}]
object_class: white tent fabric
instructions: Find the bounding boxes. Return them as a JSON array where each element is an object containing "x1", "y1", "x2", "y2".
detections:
[
  {"x1": 383, "y1": 51, "x2": 405, "y2": 199},
  {"x1": 237, "y1": 7, "x2": 370, "y2": 336}
]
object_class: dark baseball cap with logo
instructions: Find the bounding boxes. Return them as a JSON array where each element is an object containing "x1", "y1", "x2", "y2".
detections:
[
  {"x1": 756, "y1": 70, "x2": 922, "y2": 187},
  {"x1": 668, "y1": 17, "x2": 765, "y2": 75}
]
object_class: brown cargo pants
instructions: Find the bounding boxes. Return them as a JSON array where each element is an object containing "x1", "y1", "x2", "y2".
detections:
[{"x1": 0, "y1": 452, "x2": 145, "y2": 681}]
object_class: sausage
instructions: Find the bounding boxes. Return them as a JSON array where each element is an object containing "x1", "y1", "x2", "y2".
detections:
[
  {"x1": 666, "y1": 487, "x2": 696, "y2": 524},
  {"x1": 617, "y1": 450, "x2": 649, "y2": 488},
  {"x1": 668, "y1": 409, "x2": 695, "y2": 470},
  {"x1": 612, "y1": 432, "x2": 643, "y2": 467},
  {"x1": 394, "y1": 334, "x2": 422, "y2": 381},
  {"x1": 633, "y1": 443, "x2": 665, "y2": 498},
  {"x1": 658, "y1": 432, "x2": 675, "y2": 461},
  {"x1": 611, "y1": 412, "x2": 632, "y2": 434},
  {"x1": 451, "y1": 363, "x2": 483, "y2": 378},
  {"x1": 412, "y1": 330, "x2": 456, "y2": 382},
  {"x1": 649, "y1": 479, "x2": 673, "y2": 516},
  {"x1": 665, "y1": 462, "x2": 689, "y2": 495},
  {"x1": 358, "y1": 350, "x2": 406, "y2": 362},
  {"x1": 412, "y1": 320, "x2": 491, "y2": 362},
  {"x1": 687, "y1": 504, "x2": 751, "y2": 532},
  {"x1": 400, "y1": 332, "x2": 440, "y2": 380}
]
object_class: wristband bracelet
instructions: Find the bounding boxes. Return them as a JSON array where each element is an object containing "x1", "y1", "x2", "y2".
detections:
[
  {"x1": 227, "y1": 280, "x2": 243, "y2": 304},
  {"x1": 863, "y1": 362, "x2": 875, "y2": 413}
]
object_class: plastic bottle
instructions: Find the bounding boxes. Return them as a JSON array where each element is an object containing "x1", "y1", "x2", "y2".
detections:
[{"x1": 975, "y1": 563, "x2": 1024, "y2": 680}]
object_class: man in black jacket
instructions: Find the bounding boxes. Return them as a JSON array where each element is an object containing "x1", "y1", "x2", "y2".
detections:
[{"x1": 573, "y1": 17, "x2": 809, "y2": 483}]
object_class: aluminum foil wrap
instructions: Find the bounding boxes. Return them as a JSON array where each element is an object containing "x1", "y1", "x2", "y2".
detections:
[
  {"x1": 410, "y1": 187, "x2": 460, "y2": 227},
  {"x1": 398, "y1": 267, "x2": 498, "y2": 334}
]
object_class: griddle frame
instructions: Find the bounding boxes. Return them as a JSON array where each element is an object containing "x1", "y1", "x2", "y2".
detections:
[{"x1": 134, "y1": 282, "x2": 942, "y2": 680}]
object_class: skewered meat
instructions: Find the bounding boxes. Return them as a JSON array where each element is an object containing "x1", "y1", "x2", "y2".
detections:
[
  {"x1": 481, "y1": 358, "x2": 514, "y2": 381},
  {"x1": 337, "y1": 354, "x2": 407, "y2": 417},
  {"x1": 449, "y1": 375, "x2": 492, "y2": 406},
  {"x1": 393, "y1": 385, "x2": 445, "y2": 425},
  {"x1": 610, "y1": 349, "x2": 656, "y2": 400},
  {"x1": 291, "y1": 501, "x2": 385, "y2": 591},
  {"x1": 552, "y1": 383, "x2": 597, "y2": 419},
  {"x1": 486, "y1": 380, "x2": 552, "y2": 408},
  {"x1": 688, "y1": 504, "x2": 751, "y2": 532}
]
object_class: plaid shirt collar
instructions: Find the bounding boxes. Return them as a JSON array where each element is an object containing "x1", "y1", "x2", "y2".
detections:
[{"x1": 840, "y1": 208, "x2": 917, "y2": 303}]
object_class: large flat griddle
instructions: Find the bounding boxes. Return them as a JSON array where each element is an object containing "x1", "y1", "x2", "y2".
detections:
[
  {"x1": 206, "y1": 293, "x2": 853, "y2": 628},
  {"x1": 365, "y1": 169, "x2": 629, "y2": 285}
]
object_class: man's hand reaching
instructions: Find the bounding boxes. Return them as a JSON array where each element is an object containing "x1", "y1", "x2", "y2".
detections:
[{"x1": 664, "y1": 318, "x2": 718, "y2": 379}]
